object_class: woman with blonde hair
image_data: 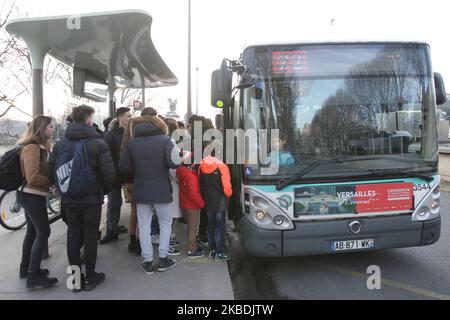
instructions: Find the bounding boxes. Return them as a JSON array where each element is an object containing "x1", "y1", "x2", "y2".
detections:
[{"x1": 17, "y1": 115, "x2": 58, "y2": 288}]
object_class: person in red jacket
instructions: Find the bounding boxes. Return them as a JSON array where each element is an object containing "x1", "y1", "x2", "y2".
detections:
[{"x1": 176, "y1": 151, "x2": 206, "y2": 258}]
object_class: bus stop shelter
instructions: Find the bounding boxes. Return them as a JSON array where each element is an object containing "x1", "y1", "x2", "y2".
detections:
[{"x1": 6, "y1": 10, "x2": 178, "y2": 117}]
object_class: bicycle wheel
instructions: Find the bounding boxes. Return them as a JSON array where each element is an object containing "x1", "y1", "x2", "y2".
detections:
[
  {"x1": 0, "y1": 190, "x2": 26, "y2": 231},
  {"x1": 47, "y1": 195, "x2": 62, "y2": 224},
  {"x1": 47, "y1": 195, "x2": 61, "y2": 214}
]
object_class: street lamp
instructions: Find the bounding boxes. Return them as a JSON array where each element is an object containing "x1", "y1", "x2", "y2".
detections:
[
  {"x1": 187, "y1": 0, "x2": 192, "y2": 118},
  {"x1": 196, "y1": 67, "x2": 199, "y2": 115}
]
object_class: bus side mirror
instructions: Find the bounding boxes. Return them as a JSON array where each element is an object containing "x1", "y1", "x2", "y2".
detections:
[
  {"x1": 236, "y1": 67, "x2": 256, "y2": 89},
  {"x1": 434, "y1": 72, "x2": 447, "y2": 105},
  {"x1": 211, "y1": 60, "x2": 232, "y2": 108}
]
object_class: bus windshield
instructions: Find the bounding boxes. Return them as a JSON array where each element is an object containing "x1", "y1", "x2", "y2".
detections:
[{"x1": 242, "y1": 43, "x2": 438, "y2": 182}]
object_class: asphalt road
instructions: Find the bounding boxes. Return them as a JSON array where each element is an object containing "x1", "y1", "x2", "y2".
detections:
[{"x1": 229, "y1": 192, "x2": 450, "y2": 300}]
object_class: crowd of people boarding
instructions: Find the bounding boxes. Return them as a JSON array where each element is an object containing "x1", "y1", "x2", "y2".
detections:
[{"x1": 15, "y1": 104, "x2": 232, "y2": 291}]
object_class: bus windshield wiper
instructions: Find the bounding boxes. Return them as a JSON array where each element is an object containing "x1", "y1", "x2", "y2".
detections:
[
  {"x1": 275, "y1": 155, "x2": 382, "y2": 191},
  {"x1": 365, "y1": 168, "x2": 434, "y2": 182}
]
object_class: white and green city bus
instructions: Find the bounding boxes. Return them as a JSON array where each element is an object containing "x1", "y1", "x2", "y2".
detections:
[{"x1": 211, "y1": 42, "x2": 446, "y2": 257}]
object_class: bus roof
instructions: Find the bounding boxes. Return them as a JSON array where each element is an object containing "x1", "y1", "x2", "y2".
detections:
[
  {"x1": 242, "y1": 40, "x2": 430, "y2": 53},
  {"x1": 6, "y1": 10, "x2": 178, "y2": 89}
]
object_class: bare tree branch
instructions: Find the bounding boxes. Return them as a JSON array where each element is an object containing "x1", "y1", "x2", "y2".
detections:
[
  {"x1": 0, "y1": 0, "x2": 16, "y2": 29},
  {"x1": 0, "y1": 89, "x2": 32, "y2": 118}
]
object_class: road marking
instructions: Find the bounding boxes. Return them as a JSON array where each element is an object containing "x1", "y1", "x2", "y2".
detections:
[{"x1": 312, "y1": 262, "x2": 450, "y2": 300}]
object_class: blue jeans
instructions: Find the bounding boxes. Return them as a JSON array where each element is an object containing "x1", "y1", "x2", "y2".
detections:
[
  {"x1": 207, "y1": 211, "x2": 226, "y2": 255},
  {"x1": 106, "y1": 187, "x2": 122, "y2": 235}
]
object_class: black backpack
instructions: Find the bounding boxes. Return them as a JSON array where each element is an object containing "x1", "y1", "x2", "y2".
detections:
[{"x1": 0, "y1": 142, "x2": 38, "y2": 191}]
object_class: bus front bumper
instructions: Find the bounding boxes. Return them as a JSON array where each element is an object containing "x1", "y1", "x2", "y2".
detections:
[{"x1": 239, "y1": 215, "x2": 441, "y2": 257}]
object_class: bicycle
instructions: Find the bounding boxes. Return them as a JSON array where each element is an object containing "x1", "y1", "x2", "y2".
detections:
[{"x1": 0, "y1": 189, "x2": 62, "y2": 231}]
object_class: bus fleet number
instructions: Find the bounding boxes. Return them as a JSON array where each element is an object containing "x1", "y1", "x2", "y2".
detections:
[{"x1": 413, "y1": 184, "x2": 431, "y2": 192}]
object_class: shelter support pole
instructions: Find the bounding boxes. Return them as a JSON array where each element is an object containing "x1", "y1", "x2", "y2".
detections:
[
  {"x1": 108, "y1": 83, "x2": 116, "y2": 118},
  {"x1": 140, "y1": 71, "x2": 145, "y2": 108},
  {"x1": 32, "y1": 69, "x2": 44, "y2": 116},
  {"x1": 28, "y1": 42, "x2": 49, "y2": 117}
]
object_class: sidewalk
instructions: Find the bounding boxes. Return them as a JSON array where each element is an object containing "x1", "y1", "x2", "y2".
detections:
[{"x1": 0, "y1": 203, "x2": 234, "y2": 300}]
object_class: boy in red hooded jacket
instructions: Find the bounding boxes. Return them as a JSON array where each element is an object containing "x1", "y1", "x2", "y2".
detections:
[
  {"x1": 176, "y1": 151, "x2": 206, "y2": 258},
  {"x1": 198, "y1": 152, "x2": 232, "y2": 262}
]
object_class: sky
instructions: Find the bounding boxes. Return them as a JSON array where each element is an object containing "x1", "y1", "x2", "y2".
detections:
[{"x1": 2, "y1": 0, "x2": 450, "y2": 122}]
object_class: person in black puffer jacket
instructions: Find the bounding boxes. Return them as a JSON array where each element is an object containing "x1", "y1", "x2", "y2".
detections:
[
  {"x1": 49, "y1": 105, "x2": 115, "y2": 291},
  {"x1": 101, "y1": 107, "x2": 132, "y2": 244}
]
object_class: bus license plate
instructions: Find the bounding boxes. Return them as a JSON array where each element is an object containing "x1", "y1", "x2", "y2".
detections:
[{"x1": 332, "y1": 239, "x2": 374, "y2": 251}]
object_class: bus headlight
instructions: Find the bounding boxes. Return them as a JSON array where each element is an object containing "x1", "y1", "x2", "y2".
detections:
[
  {"x1": 255, "y1": 209, "x2": 267, "y2": 221},
  {"x1": 412, "y1": 179, "x2": 440, "y2": 222},
  {"x1": 253, "y1": 196, "x2": 270, "y2": 209},
  {"x1": 430, "y1": 199, "x2": 440, "y2": 214},
  {"x1": 417, "y1": 207, "x2": 429, "y2": 218},
  {"x1": 273, "y1": 216, "x2": 284, "y2": 226},
  {"x1": 432, "y1": 186, "x2": 440, "y2": 199},
  {"x1": 246, "y1": 189, "x2": 295, "y2": 230}
]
